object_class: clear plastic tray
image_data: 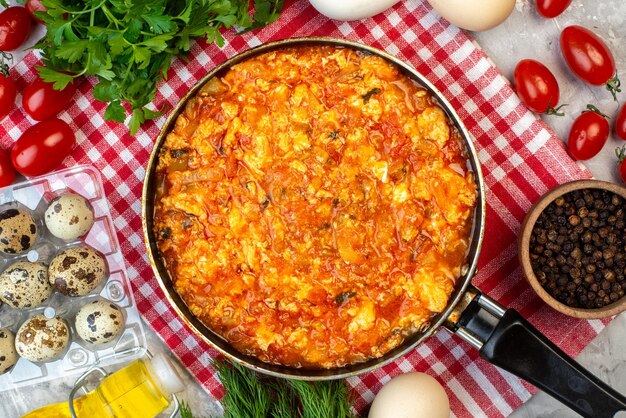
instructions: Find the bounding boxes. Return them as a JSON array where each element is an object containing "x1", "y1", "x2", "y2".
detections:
[{"x1": 0, "y1": 165, "x2": 146, "y2": 391}]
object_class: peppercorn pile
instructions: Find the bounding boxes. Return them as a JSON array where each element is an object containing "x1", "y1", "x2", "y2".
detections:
[{"x1": 529, "y1": 188, "x2": 626, "y2": 309}]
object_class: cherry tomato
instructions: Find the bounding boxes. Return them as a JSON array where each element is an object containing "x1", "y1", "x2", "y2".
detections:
[
  {"x1": 22, "y1": 77, "x2": 76, "y2": 121},
  {"x1": 617, "y1": 147, "x2": 626, "y2": 184},
  {"x1": 615, "y1": 103, "x2": 626, "y2": 141},
  {"x1": 536, "y1": 0, "x2": 572, "y2": 18},
  {"x1": 0, "y1": 149, "x2": 16, "y2": 187},
  {"x1": 568, "y1": 105, "x2": 610, "y2": 161},
  {"x1": 0, "y1": 72, "x2": 16, "y2": 120},
  {"x1": 0, "y1": 7, "x2": 32, "y2": 51},
  {"x1": 11, "y1": 119, "x2": 75, "y2": 177},
  {"x1": 25, "y1": 0, "x2": 47, "y2": 25},
  {"x1": 514, "y1": 59, "x2": 563, "y2": 115},
  {"x1": 560, "y1": 25, "x2": 620, "y2": 100}
]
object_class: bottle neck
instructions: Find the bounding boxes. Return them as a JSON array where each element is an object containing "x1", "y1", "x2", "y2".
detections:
[{"x1": 143, "y1": 353, "x2": 185, "y2": 397}]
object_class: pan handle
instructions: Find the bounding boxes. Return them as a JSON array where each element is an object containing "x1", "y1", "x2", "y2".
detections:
[{"x1": 449, "y1": 287, "x2": 626, "y2": 418}]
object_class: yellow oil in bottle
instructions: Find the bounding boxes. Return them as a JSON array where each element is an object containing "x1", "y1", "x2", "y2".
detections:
[{"x1": 22, "y1": 360, "x2": 170, "y2": 418}]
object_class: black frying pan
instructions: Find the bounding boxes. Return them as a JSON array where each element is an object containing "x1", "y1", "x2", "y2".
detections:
[{"x1": 141, "y1": 37, "x2": 626, "y2": 418}]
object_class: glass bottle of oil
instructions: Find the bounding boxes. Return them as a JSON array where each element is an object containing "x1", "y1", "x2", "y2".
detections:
[{"x1": 22, "y1": 353, "x2": 185, "y2": 418}]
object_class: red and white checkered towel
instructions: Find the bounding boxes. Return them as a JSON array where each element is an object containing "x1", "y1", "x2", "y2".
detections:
[{"x1": 1, "y1": 0, "x2": 612, "y2": 416}]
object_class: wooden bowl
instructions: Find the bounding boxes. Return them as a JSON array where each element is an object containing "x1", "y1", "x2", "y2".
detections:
[{"x1": 519, "y1": 179, "x2": 626, "y2": 319}]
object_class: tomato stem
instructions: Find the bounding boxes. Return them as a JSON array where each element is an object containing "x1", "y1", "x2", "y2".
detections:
[
  {"x1": 0, "y1": 52, "x2": 12, "y2": 78},
  {"x1": 617, "y1": 146, "x2": 626, "y2": 163},
  {"x1": 545, "y1": 102, "x2": 567, "y2": 116},
  {"x1": 606, "y1": 74, "x2": 621, "y2": 102},
  {"x1": 584, "y1": 104, "x2": 609, "y2": 119}
]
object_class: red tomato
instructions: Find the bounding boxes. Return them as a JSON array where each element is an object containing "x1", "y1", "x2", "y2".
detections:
[
  {"x1": 0, "y1": 7, "x2": 32, "y2": 51},
  {"x1": 568, "y1": 105, "x2": 610, "y2": 161},
  {"x1": 11, "y1": 119, "x2": 75, "y2": 177},
  {"x1": 615, "y1": 103, "x2": 626, "y2": 141},
  {"x1": 25, "y1": 0, "x2": 47, "y2": 24},
  {"x1": 618, "y1": 147, "x2": 626, "y2": 183},
  {"x1": 22, "y1": 77, "x2": 76, "y2": 121},
  {"x1": 536, "y1": 0, "x2": 572, "y2": 18},
  {"x1": 560, "y1": 25, "x2": 620, "y2": 100},
  {"x1": 514, "y1": 59, "x2": 563, "y2": 115},
  {"x1": 0, "y1": 72, "x2": 16, "y2": 120},
  {"x1": 0, "y1": 149, "x2": 15, "y2": 187}
]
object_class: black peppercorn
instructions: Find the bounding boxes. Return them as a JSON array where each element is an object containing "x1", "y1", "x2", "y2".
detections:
[{"x1": 529, "y1": 188, "x2": 626, "y2": 309}]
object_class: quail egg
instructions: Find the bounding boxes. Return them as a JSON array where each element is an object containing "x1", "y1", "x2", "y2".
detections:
[
  {"x1": 44, "y1": 193, "x2": 95, "y2": 241},
  {"x1": 0, "y1": 208, "x2": 38, "y2": 254},
  {"x1": 75, "y1": 299, "x2": 125, "y2": 345},
  {"x1": 15, "y1": 313, "x2": 70, "y2": 362},
  {"x1": 0, "y1": 262, "x2": 52, "y2": 309},
  {"x1": 0, "y1": 328, "x2": 17, "y2": 374},
  {"x1": 48, "y1": 246, "x2": 107, "y2": 297}
]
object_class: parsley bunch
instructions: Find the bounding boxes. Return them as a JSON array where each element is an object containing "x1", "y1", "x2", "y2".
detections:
[{"x1": 35, "y1": 0, "x2": 283, "y2": 135}]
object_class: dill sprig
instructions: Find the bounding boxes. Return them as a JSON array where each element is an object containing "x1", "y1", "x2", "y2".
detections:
[
  {"x1": 289, "y1": 380, "x2": 355, "y2": 418},
  {"x1": 213, "y1": 360, "x2": 355, "y2": 418},
  {"x1": 213, "y1": 361, "x2": 271, "y2": 418}
]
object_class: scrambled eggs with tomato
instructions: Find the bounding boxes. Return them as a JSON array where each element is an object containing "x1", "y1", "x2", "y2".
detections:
[{"x1": 154, "y1": 45, "x2": 477, "y2": 368}]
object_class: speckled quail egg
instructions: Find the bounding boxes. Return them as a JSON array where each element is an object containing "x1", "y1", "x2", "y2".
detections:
[
  {"x1": 15, "y1": 313, "x2": 70, "y2": 362},
  {"x1": 48, "y1": 246, "x2": 107, "y2": 297},
  {"x1": 0, "y1": 328, "x2": 17, "y2": 374},
  {"x1": 0, "y1": 262, "x2": 52, "y2": 309},
  {"x1": 44, "y1": 193, "x2": 95, "y2": 241},
  {"x1": 0, "y1": 208, "x2": 38, "y2": 254},
  {"x1": 75, "y1": 299, "x2": 125, "y2": 345}
]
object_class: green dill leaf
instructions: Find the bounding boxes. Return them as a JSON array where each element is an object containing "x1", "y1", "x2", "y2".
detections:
[
  {"x1": 214, "y1": 360, "x2": 271, "y2": 418},
  {"x1": 104, "y1": 100, "x2": 127, "y2": 123},
  {"x1": 269, "y1": 380, "x2": 297, "y2": 418},
  {"x1": 37, "y1": 66, "x2": 76, "y2": 90},
  {"x1": 289, "y1": 380, "x2": 355, "y2": 418}
]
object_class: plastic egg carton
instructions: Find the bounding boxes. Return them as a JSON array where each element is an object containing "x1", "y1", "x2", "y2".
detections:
[{"x1": 0, "y1": 165, "x2": 146, "y2": 391}]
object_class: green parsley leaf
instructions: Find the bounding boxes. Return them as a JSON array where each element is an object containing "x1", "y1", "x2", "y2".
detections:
[
  {"x1": 104, "y1": 100, "x2": 127, "y2": 123},
  {"x1": 35, "y1": 0, "x2": 284, "y2": 135},
  {"x1": 37, "y1": 66, "x2": 75, "y2": 90},
  {"x1": 143, "y1": 13, "x2": 175, "y2": 34},
  {"x1": 54, "y1": 40, "x2": 89, "y2": 63}
]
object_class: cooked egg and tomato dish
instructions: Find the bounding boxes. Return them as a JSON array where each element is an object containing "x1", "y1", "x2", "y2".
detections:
[{"x1": 153, "y1": 45, "x2": 477, "y2": 368}]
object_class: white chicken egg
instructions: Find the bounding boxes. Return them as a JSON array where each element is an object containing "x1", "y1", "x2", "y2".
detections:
[
  {"x1": 75, "y1": 299, "x2": 125, "y2": 345},
  {"x1": 309, "y1": 0, "x2": 401, "y2": 21},
  {"x1": 48, "y1": 246, "x2": 107, "y2": 297},
  {"x1": 426, "y1": 0, "x2": 516, "y2": 32},
  {"x1": 369, "y1": 372, "x2": 450, "y2": 418},
  {"x1": 0, "y1": 328, "x2": 17, "y2": 374},
  {"x1": 15, "y1": 313, "x2": 70, "y2": 362},
  {"x1": 44, "y1": 193, "x2": 95, "y2": 241}
]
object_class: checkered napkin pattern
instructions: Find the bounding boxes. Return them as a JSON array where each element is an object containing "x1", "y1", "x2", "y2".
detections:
[{"x1": 0, "y1": 0, "x2": 613, "y2": 416}]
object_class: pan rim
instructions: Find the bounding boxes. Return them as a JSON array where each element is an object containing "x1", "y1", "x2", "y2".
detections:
[{"x1": 141, "y1": 36, "x2": 487, "y2": 380}]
